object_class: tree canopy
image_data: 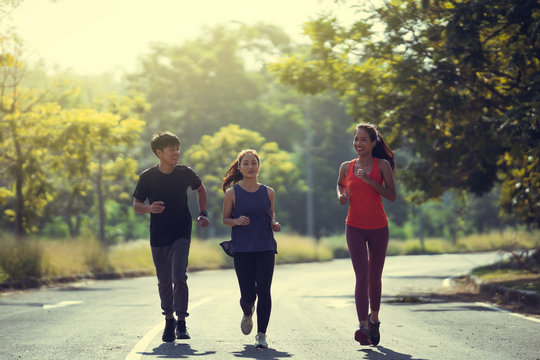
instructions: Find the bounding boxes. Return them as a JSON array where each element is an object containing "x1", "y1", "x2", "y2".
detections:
[{"x1": 270, "y1": 0, "x2": 540, "y2": 226}]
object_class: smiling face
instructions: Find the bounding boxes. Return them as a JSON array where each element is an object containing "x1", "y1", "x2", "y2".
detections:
[
  {"x1": 156, "y1": 145, "x2": 180, "y2": 167},
  {"x1": 238, "y1": 152, "x2": 260, "y2": 179},
  {"x1": 353, "y1": 128, "x2": 376, "y2": 157}
]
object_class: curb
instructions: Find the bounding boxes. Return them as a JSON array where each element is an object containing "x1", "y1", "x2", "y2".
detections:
[
  {"x1": 0, "y1": 270, "x2": 153, "y2": 292},
  {"x1": 470, "y1": 275, "x2": 539, "y2": 308}
]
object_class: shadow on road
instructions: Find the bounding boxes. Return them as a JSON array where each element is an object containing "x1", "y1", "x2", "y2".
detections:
[
  {"x1": 141, "y1": 343, "x2": 216, "y2": 358},
  {"x1": 360, "y1": 346, "x2": 427, "y2": 360},
  {"x1": 231, "y1": 345, "x2": 293, "y2": 359}
]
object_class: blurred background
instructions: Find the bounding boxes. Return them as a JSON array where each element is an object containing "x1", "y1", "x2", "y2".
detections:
[{"x1": 0, "y1": 0, "x2": 538, "y2": 283}]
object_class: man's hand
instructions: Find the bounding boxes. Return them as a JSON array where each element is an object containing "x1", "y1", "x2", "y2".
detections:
[
  {"x1": 197, "y1": 215, "x2": 210, "y2": 227},
  {"x1": 150, "y1": 201, "x2": 165, "y2": 214}
]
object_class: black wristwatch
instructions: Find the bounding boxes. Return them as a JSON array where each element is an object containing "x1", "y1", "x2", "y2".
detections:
[{"x1": 199, "y1": 210, "x2": 208, "y2": 217}]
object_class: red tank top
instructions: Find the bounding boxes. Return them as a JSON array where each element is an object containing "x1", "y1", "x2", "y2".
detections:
[{"x1": 345, "y1": 158, "x2": 388, "y2": 229}]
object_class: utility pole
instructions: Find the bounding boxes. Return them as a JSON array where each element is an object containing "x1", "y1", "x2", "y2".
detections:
[
  {"x1": 418, "y1": 204, "x2": 425, "y2": 251},
  {"x1": 305, "y1": 97, "x2": 314, "y2": 238}
]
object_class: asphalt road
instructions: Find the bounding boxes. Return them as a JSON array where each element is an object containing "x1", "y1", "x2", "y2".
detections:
[{"x1": 1, "y1": 252, "x2": 539, "y2": 360}]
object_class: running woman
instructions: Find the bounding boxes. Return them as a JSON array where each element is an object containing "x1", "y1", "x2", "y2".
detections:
[
  {"x1": 222, "y1": 149, "x2": 281, "y2": 348},
  {"x1": 336, "y1": 123, "x2": 396, "y2": 346}
]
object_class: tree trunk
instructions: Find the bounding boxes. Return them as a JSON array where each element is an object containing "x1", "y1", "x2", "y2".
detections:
[
  {"x1": 96, "y1": 158, "x2": 106, "y2": 244},
  {"x1": 13, "y1": 127, "x2": 25, "y2": 239}
]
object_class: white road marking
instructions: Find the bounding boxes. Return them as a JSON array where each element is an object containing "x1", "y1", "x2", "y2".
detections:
[
  {"x1": 125, "y1": 296, "x2": 213, "y2": 360},
  {"x1": 442, "y1": 277, "x2": 452, "y2": 287},
  {"x1": 475, "y1": 302, "x2": 540, "y2": 323},
  {"x1": 43, "y1": 300, "x2": 83, "y2": 309}
]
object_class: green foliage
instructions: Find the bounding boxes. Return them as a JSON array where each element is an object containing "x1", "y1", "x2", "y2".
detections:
[{"x1": 270, "y1": 0, "x2": 540, "y2": 227}]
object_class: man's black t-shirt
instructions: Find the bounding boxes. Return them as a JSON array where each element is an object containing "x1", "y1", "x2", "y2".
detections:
[{"x1": 133, "y1": 165, "x2": 202, "y2": 247}]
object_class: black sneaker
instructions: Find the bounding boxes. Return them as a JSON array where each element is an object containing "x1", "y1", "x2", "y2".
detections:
[
  {"x1": 162, "y1": 318, "x2": 176, "y2": 342},
  {"x1": 176, "y1": 319, "x2": 190, "y2": 339},
  {"x1": 368, "y1": 314, "x2": 380, "y2": 346}
]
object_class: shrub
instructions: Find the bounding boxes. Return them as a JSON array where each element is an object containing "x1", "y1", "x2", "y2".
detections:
[{"x1": 0, "y1": 236, "x2": 42, "y2": 283}]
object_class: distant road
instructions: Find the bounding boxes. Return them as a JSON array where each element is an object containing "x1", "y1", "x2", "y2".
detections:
[{"x1": 1, "y1": 252, "x2": 539, "y2": 360}]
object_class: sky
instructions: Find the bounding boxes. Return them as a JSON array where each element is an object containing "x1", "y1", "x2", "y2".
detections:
[{"x1": 10, "y1": 0, "x2": 358, "y2": 76}]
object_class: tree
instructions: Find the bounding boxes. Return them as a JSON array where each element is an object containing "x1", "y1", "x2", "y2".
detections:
[
  {"x1": 51, "y1": 95, "x2": 146, "y2": 243},
  {"x1": 0, "y1": 31, "x2": 75, "y2": 237},
  {"x1": 269, "y1": 0, "x2": 540, "y2": 227},
  {"x1": 127, "y1": 23, "x2": 296, "y2": 149}
]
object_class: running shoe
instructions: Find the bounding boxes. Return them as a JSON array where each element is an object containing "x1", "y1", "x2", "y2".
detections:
[
  {"x1": 354, "y1": 325, "x2": 372, "y2": 346},
  {"x1": 162, "y1": 318, "x2": 176, "y2": 342},
  {"x1": 368, "y1": 314, "x2": 380, "y2": 345},
  {"x1": 255, "y1": 333, "x2": 268, "y2": 348},
  {"x1": 176, "y1": 319, "x2": 190, "y2": 339},
  {"x1": 241, "y1": 304, "x2": 255, "y2": 335}
]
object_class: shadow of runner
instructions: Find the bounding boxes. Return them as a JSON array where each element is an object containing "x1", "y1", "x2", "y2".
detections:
[
  {"x1": 231, "y1": 345, "x2": 293, "y2": 359},
  {"x1": 140, "y1": 343, "x2": 216, "y2": 358},
  {"x1": 360, "y1": 346, "x2": 428, "y2": 360}
]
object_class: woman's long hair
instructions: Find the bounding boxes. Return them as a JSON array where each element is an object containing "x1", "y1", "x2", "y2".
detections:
[
  {"x1": 221, "y1": 149, "x2": 260, "y2": 192},
  {"x1": 355, "y1": 123, "x2": 396, "y2": 172}
]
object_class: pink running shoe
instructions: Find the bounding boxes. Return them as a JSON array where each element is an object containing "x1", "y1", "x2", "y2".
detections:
[{"x1": 354, "y1": 325, "x2": 372, "y2": 345}]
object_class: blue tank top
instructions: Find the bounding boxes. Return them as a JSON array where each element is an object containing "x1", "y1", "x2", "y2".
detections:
[{"x1": 231, "y1": 184, "x2": 277, "y2": 253}]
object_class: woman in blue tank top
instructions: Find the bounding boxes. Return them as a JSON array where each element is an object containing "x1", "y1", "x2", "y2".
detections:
[{"x1": 222, "y1": 149, "x2": 281, "y2": 349}]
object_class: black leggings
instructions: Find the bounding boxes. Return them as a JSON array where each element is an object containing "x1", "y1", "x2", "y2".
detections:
[{"x1": 233, "y1": 251, "x2": 275, "y2": 334}]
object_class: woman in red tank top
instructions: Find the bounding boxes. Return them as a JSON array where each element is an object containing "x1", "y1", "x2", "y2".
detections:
[{"x1": 336, "y1": 123, "x2": 396, "y2": 346}]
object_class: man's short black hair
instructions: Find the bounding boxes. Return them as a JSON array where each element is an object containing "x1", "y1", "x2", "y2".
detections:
[{"x1": 151, "y1": 131, "x2": 180, "y2": 156}]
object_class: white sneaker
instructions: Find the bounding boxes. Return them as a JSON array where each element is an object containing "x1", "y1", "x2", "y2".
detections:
[
  {"x1": 241, "y1": 305, "x2": 255, "y2": 335},
  {"x1": 255, "y1": 333, "x2": 268, "y2": 348}
]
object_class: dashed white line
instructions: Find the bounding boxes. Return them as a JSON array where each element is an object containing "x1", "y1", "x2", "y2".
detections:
[
  {"x1": 125, "y1": 296, "x2": 213, "y2": 360},
  {"x1": 43, "y1": 300, "x2": 83, "y2": 309}
]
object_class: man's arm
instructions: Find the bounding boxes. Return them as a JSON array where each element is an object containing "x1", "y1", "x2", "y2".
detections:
[
  {"x1": 195, "y1": 184, "x2": 210, "y2": 227},
  {"x1": 133, "y1": 198, "x2": 165, "y2": 214}
]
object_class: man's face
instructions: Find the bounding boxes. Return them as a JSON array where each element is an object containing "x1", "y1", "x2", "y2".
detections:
[{"x1": 157, "y1": 145, "x2": 180, "y2": 166}]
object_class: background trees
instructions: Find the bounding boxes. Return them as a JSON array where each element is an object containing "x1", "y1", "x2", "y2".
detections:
[
  {"x1": 269, "y1": 0, "x2": 540, "y2": 227},
  {"x1": 0, "y1": 3, "x2": 533, "y2": 243}
]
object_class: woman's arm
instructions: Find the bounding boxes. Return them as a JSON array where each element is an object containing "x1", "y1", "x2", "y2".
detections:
[
  {"x1": 267, "y1": 186, "x2": 281, "y2": 232},
  {"x1": 222, "y1": 188, "x2": 249, "y2": 226},
  {"x1": 336, "y1": 161, "x2": 349, "y2": 205},
  {"x1": 358, "y1": 159, "x2": 396, "y2": 201}
]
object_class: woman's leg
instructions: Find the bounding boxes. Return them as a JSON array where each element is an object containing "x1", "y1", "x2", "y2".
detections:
[
  {"x1": 367, "y1": 226, "x2": 389, "y2": 321},
  {"x1": 234, "y1": 253, "x2": 257, "y2": 315},
  {"x1": 346, "y1": 225, "x2": 369, "y2": 324},
  {"x1": 254, "y1": 251, "x2": 275, "y2": 334}
]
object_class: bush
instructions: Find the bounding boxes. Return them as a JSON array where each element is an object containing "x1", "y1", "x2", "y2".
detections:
[{"x1": 0, "y1": 236, "x2": 42, "y2": 282}]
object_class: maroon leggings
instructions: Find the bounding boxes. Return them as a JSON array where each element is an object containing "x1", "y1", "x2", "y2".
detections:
[{"x1": 346, "y1": 225, "x2": 389, "y2": 323}]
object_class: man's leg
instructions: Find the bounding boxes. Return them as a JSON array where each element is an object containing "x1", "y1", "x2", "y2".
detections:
[
  {"x1": 151, "y1": 243, "x2": 176, "y2": 342},
  {"x1": 171, "y1": 237, "x2": 191, "y2": 319},
  {"x1": 151, "y1": 244, "x2": 174, "y2": 318}
]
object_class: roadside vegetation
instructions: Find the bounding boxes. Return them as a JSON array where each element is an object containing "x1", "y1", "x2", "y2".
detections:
[{"x1": 1, "y1": 230, "x2": 537, "y2": 290}]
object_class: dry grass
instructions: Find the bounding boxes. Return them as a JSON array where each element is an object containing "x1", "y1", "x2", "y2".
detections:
[
  {"x1": 457, "y1": 230, "x2": 540, "y2": 252},
  {"x1": 275, "y1": 234, "x2": 333, "y2": 263},
  {"x1": 1, "y1": 230, "x2": 537, "y2": 288}
]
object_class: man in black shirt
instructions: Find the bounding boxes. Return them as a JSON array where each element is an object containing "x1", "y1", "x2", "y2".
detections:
[{"x1": 133, "y1": 131, "x2": 209, "y2": 342}]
